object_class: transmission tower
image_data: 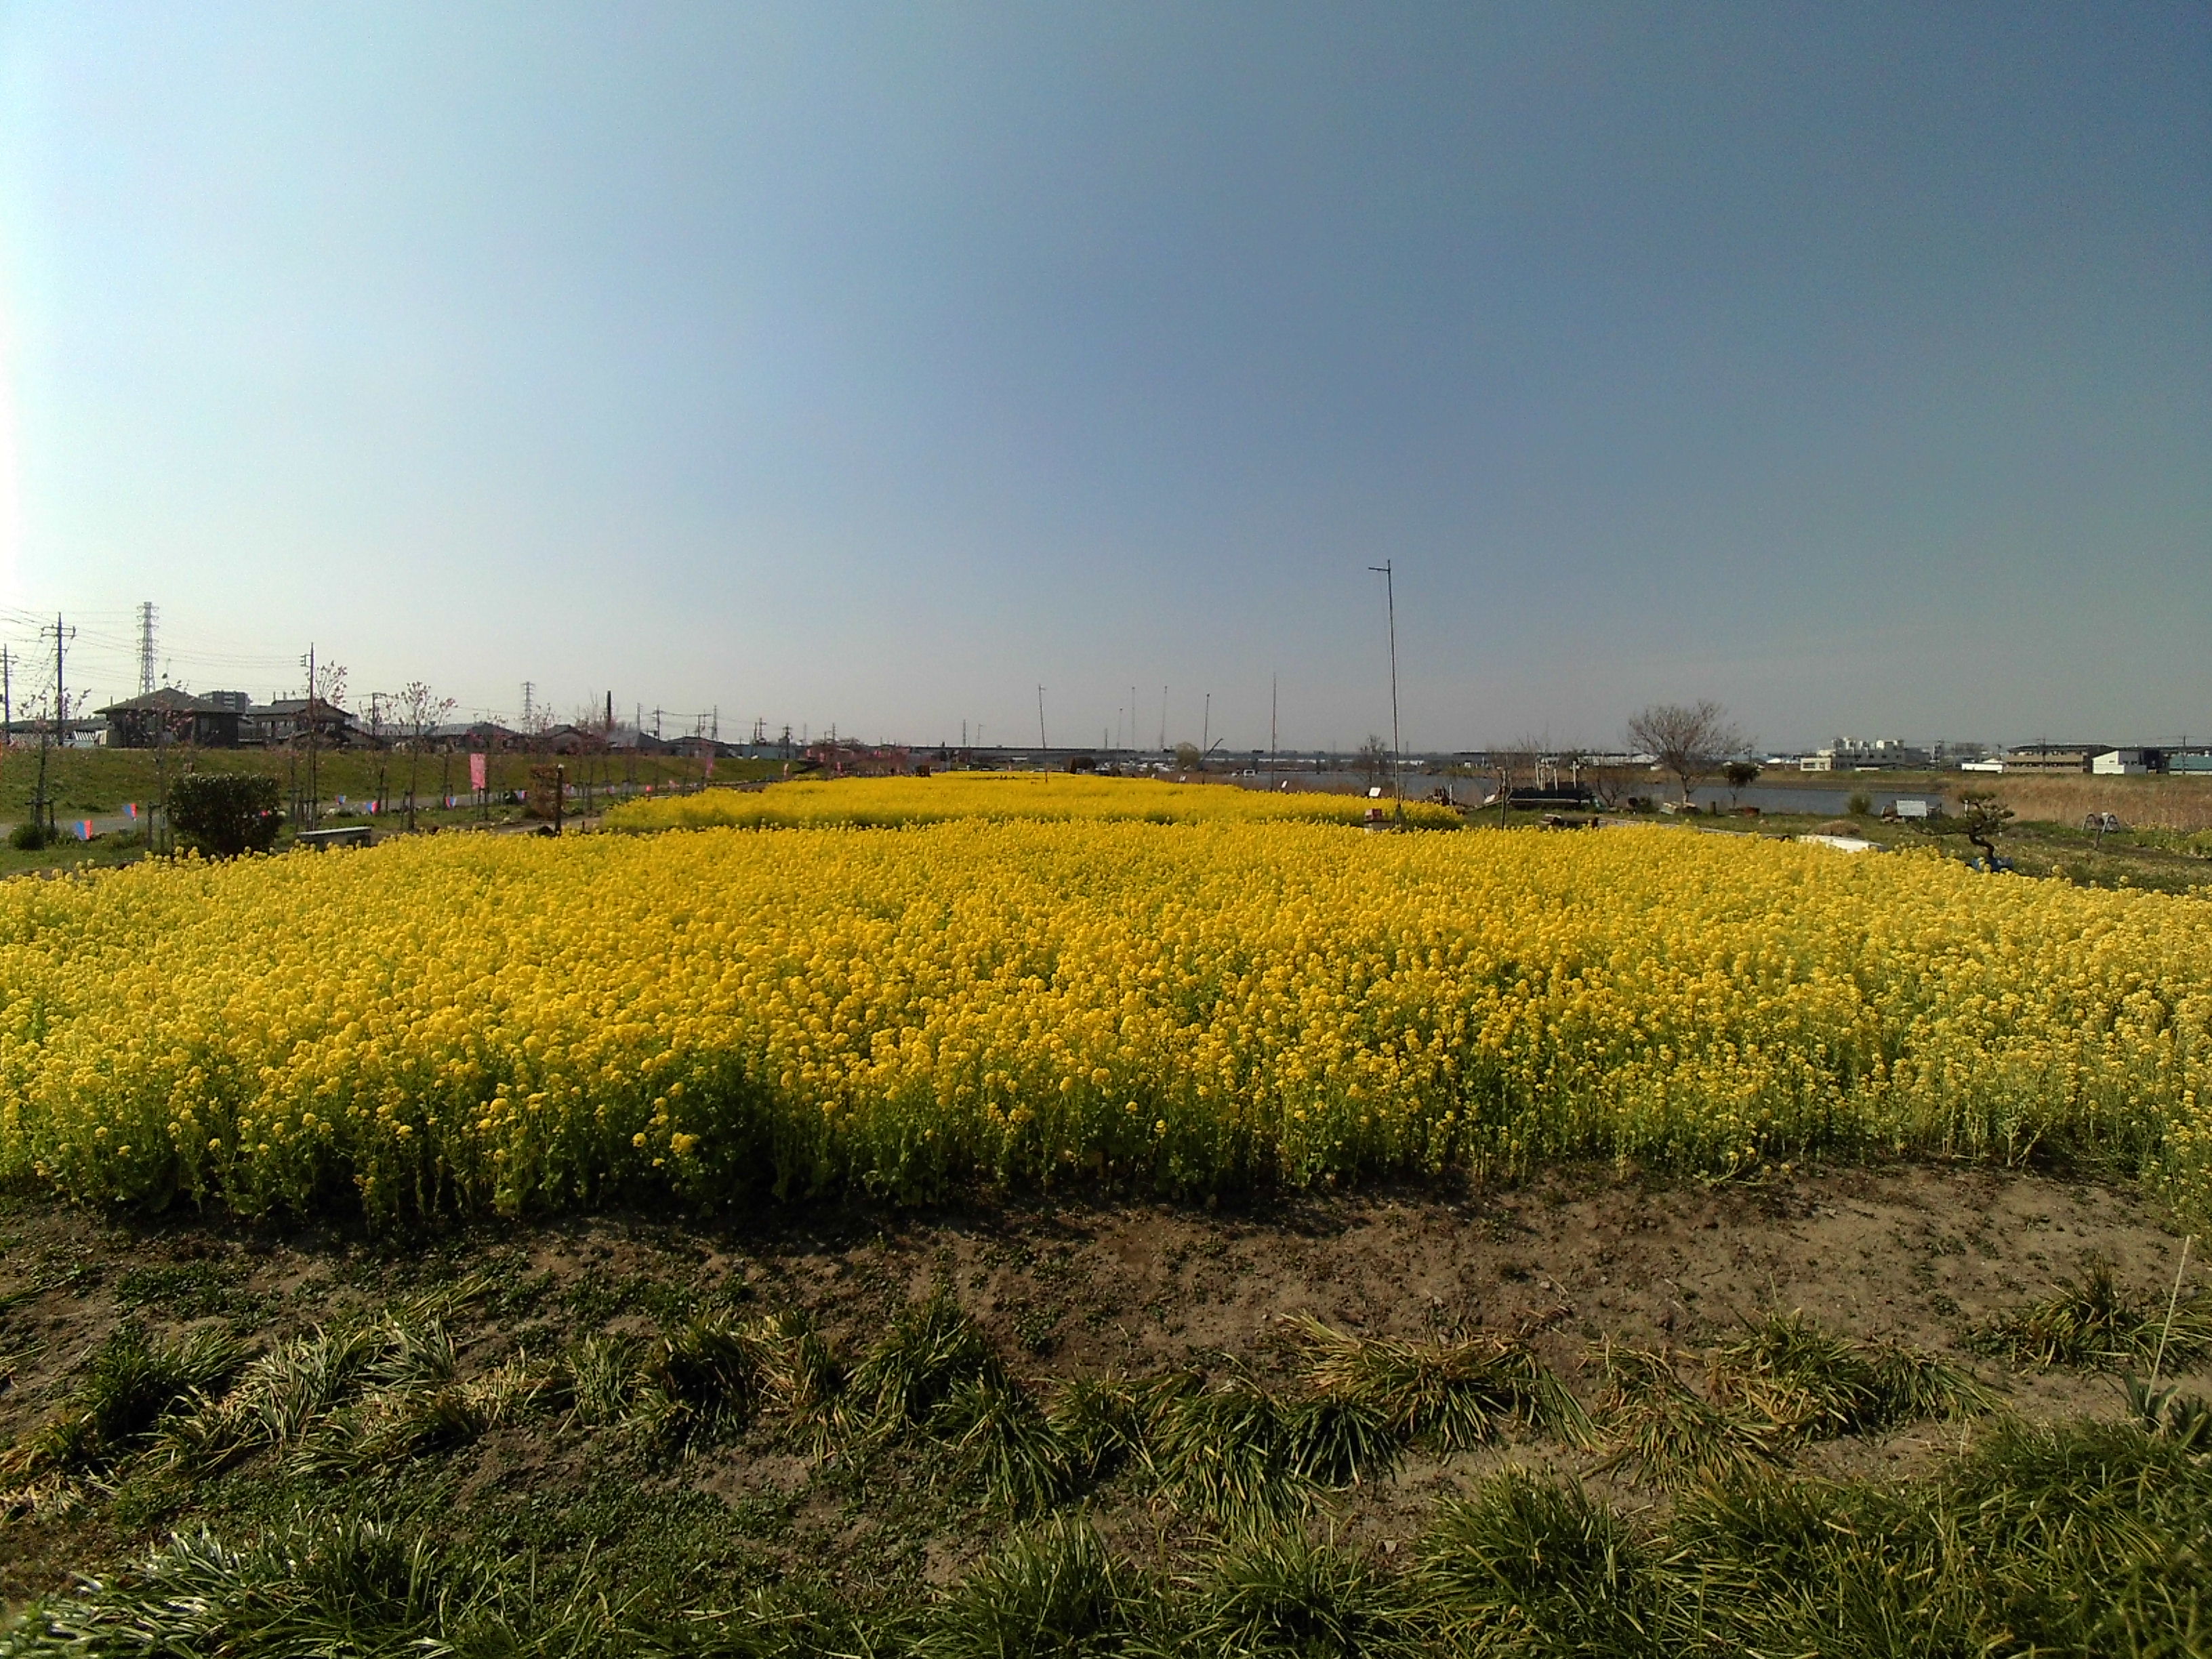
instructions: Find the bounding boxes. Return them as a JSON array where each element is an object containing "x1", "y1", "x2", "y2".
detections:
[{"x1": 137, "y1": 602, "x2": 158, "y2": 695}]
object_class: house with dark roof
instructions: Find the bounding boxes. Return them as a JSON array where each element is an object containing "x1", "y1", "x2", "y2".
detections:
[
  {"x1": 95, "y1": 688, "x2": 243, "y2": 749},
  {"x1": 243, "y1": 697, "x2": 361, "y2": 749},
  {"x1": 426, "y1": 720, "x2": 525, "y2": 753}
]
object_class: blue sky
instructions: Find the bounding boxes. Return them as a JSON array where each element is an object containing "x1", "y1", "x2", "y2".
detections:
[{"x1": 1, "y1": 3, "x2": 2205, "y2": 751}]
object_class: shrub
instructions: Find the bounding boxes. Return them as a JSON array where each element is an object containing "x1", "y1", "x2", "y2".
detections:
[
  {"x1": 168, "y1": 774, "x2": 283, "y2": 858},
  {"x1": 1846, "y1": 791, "x2": 1873, "y2": 817},
  {"x1": 9, "y1": 819, "x2": 54, "y2": 851}
]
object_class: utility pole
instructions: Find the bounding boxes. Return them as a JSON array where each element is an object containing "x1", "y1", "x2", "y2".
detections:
[
  {"x1": 29, "y1": 621, "x2": 60, "y2": 840},
  {"x1": 37, "y1": 613, "x2": 73, "y2": 838},
  {"x1": 1202, "y1": 693, "x2": 1211, "y2": 770},
  {"x1": 304, "y1": 644, "x2": 319, "y2": 828},
  {"x1": 3, "y1": 645, "x2": 12, "y2": 743},
  {"x1": 1159, "y1": 686, "x2": 1168, "y2": 751},
  {"x1": 54, "y1": 612, "x2": 68, "y2": 748},
  {"x1": 1271, "y1": 674, "x2": 1278, "y2": 760},
  {"x1": 521, "y1": 682, "x2": 535, "y2": 731},
  {"x1": 1368, "y1": 562, "x2": 1404, "y2": 823},
  {"x1": 1037, "y1": 684, "x2": 1047, "y2": 750},
  {"x1": 138, "y1": 602, "x2": 158, "y2": 695}
]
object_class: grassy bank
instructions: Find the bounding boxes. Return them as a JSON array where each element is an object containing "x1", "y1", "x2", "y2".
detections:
[
  {"x1": 0, "y1": 1170, "x2": 2203, "y2": 1656},
  {"x1": 0, "y1": 745, "x2": 775, "y2": 823}
]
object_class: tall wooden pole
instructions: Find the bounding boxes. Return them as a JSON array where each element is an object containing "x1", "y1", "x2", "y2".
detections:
[{"x1": 1368, "y1": 564, "x2": 1404, "y2": 823}]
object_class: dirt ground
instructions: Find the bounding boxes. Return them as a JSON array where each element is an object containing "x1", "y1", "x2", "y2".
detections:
[{"x1": 1, "y1": 1160, "x2": 2200, "y2": 1605}]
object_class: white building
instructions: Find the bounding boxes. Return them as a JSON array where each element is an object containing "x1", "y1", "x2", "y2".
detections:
[
  {"x1": 1801, "y1": 737, "x2": 1929, "y2": 772},
  {"x1": 2092, "y1": 748, "x2": 2160, "y2": 775}
]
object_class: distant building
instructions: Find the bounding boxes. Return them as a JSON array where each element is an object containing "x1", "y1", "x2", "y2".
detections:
[
  {"x1": 1999, "y1": 744, "x2": 2104, "y2": 774},
  {"x1": 1801, "y1": 737, "x2": 1928, "y2": 772},
  {"x1": 604, "y1": 724, "x2": 675, "y2": 756},
  {"x1": 542, "y1": 724, "x2": 611, "y2": 755},
  {"x1": 428, "y1": 720, "x2": 525, "y2": 753},
  {"x1": 94, "y1": 688, "x2": 243, "y2": 749},
  {"x1": 2092, "y1": 748, "x2": 2170, "y2": 775},
  {"x1": 244, "y1": 697, "x2": 360, "y2": 749}
]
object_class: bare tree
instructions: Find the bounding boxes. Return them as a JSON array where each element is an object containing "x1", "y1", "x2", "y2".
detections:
[
  {"x1": 1626, "y1": 699, "x2": 1746, "y2": 806},
  {"x1": 1355, "y1": 734, "x2": 1391, "y2": 791},
  {"x1": 396, "y1": 680, "x2": 456, "y2": 832},
  {"x1": 1497, "y1": 734, "x2": 1544, "y2": 801}
]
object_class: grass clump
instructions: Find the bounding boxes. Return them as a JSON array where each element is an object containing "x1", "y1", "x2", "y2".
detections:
[
  {"x1": 1709, "y1": 1309, "x2": 1999, "y2": 1436},
  {"x1": 9, "y1": 1508, "x2": 618, "y2": 1657},
  {"x1": 1172, "y1": 1529, "x2": 1405, "y2": 1658},
  {"x1": 1145, "y1": 1378, "x2": 1301, "y2": 1519},
  {"x1": 1282, "y1": 1315, "x2": 1591, "y2": 1450},
  {"x1": 299, "y1": 1349, "x2": 552, "y2": 1474},
  {"x1": 626, "y1": 1311, "x2": 775, "y2": 1455},
  {"x1": 1590, "y1": 1346, "x2": 1782, "y2": 1488},
  {"x1": 10, "y1": 1408, "x2": 2209, "y2": 1658},
  {"x1": 853, "y1": 1287, "x2": 1004, "y2": 1432},
  {"x1": 941, "y1": 1372, "x2": 1078, "y2": 1513},
  {"x1": 1416, "y1": 1471, "x2": 1658, "y2": 1651},
  {"x1": 561, "y1": 1330, "x2": 644, "y2": 1427},
  {"x1": 1044, "y1": 1374, "x2": 1149, "y2": 1490},
  {"x1": 921, "y1": 1516, "x2": 1141, "y2": 1658},
  {"x1": 3, "y1": 1325, "x2": 246, "y2": 1476},
  {"x1": 1970, "y1": 1257, "x2": 2212, "y2": 1371}
]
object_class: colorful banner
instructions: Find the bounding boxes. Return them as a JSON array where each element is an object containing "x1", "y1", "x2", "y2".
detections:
[
  {"x1": 73, "y1": 820, "x2": 94, "y2": 841},
  {"x1": 469, "y1": 753, "x2": 487, "y2": 792},
  {"x1": 125, "y1": 802, "x2": 140, "y2": 820}
]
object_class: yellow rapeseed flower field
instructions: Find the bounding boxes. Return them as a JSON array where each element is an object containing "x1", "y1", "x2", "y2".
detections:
[
  {"x1": 606, "y1": 770, "x2": 1463, "y2": 830},
  {"x1": 1, "y1": 815, "x2": 2207, "y2": 1225}
]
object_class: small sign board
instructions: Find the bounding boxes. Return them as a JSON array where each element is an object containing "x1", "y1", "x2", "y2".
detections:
[{"x1": 1892, "y1": 798, "x2": 1938, "y2": 819}]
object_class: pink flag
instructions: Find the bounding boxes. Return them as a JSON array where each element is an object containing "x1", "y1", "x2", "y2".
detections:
[{"x1": 469, "y1": 754, "x2": 487, "y2": 792}]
